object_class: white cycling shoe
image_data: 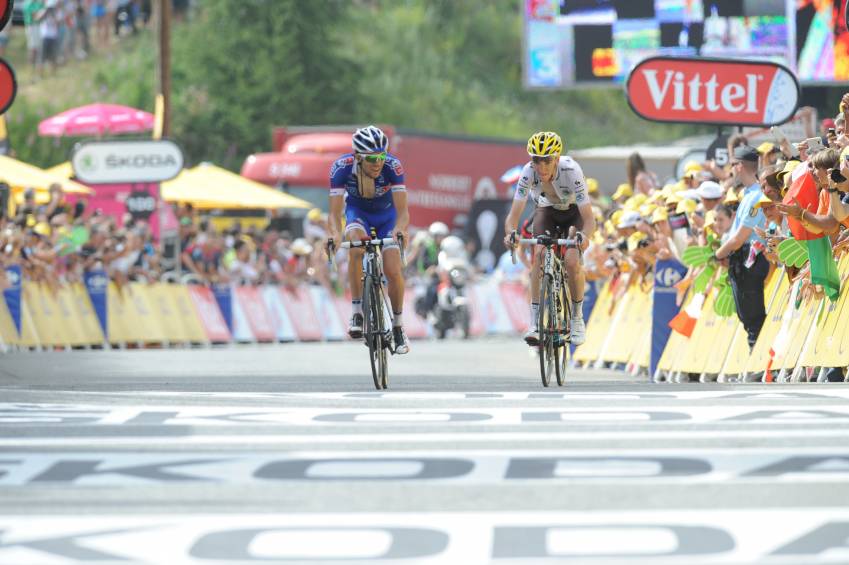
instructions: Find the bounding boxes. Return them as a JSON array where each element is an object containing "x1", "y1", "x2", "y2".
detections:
[
  {"x1": 524, "y1": 328, "x2": 540, "y2": 346},
  {"x1": 570, "y1": 318, "x2": 586, "y2": 346}
]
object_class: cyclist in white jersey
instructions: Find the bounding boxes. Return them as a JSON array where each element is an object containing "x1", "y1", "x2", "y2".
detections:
[{"x1": 503, "y1": 131, "x2": 596, "y2": 346}]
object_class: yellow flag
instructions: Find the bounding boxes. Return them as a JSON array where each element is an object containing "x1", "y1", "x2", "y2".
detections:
[
  {"x1": 0, "y1": 115, "x2": 8, "y2": 155},
  {"x1": 153, "y1": 94, "x2": 164, "y2": 140}
]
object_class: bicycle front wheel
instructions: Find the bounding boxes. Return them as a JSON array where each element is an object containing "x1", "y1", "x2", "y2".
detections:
[
  {"x1": 364, "y1": 276, "x2": 386, "y2": 390},
  {"x1": 538, "y1": 275, "x2": 556, "y2": 387},
  {"x1": 556, "y1": 276, "x2": 572, "y2": 386}
]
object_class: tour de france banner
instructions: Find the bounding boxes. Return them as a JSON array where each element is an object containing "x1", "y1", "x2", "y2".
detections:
[
  {"x1": 84, "y1": 269, "x2": 109, "y2": 338},
  {"x1": 3, "y1": 264, "x2": 21, "y2": 336},
  {"x1": 651, "y1": 258, "x2": 688, "y2": 375}
]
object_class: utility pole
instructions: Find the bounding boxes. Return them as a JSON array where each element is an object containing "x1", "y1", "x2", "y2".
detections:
[{"x1": 157, "y1": 0, "x2": 172, "y2": 138}]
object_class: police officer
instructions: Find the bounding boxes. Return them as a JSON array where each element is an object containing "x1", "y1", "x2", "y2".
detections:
[{"x1": 714, "y1": 146, "x2": 769, "y2": 350}]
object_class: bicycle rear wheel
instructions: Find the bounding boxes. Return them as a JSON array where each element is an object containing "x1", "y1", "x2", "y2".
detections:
[
  {"x1": 555, "y1": 274, "x2": 572, "y2": 386},
  {"x1": 538, "y1": 274, "x2": 555, "y2": 387},
  {"x1": 364, "y1": 276, "x2": 386, "y2": 390}
]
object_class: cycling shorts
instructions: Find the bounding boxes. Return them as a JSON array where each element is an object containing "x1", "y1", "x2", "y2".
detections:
[
  {"x1": 345, "y1": 203, "x2": 398, "y2": 248},
  {"x1": 532, "y1": 205, "x2": 583, "y2": 238}
]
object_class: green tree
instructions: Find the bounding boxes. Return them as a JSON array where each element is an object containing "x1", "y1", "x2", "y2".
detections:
[{"x1": 171, "y1": 0, "x2": 360, "y2": 168}]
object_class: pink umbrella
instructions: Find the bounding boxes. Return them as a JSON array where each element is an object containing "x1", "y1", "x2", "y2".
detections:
[{"x1": 38, "y1": 103, "x2": 155, "y2": 137}]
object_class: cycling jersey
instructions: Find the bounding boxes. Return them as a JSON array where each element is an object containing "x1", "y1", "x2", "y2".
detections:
[
  {"x1": 329, "y1": 153, "x2": 406, "y2": 213},
  {"x1": 514, "y1": 156, "x2": 590, "y2": 209}
]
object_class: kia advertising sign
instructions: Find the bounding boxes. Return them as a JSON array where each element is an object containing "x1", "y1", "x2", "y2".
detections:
[
  {"x1": 71, "y1": 139, "x2": 184, "y2": 184},
  {"x1": 0, "y1": 58, "x2": 15, "y2": 115},
  {"x1": 626, "y1": 57, "x2": 800, "y2": 128}
]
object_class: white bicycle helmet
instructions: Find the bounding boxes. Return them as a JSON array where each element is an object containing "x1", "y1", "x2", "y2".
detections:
[
  {"x1": 352, "y1": 125, "x2": 389, "y2": 154},
  {"x1": 428, "y1": 221, "x2": 449, "y2": 238}
]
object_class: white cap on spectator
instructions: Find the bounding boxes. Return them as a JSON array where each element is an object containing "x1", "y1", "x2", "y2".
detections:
[
  {"x1": 617, "y1": 210, "x2": 642, "y2": 229},
  {"x1": 697, "y1": 181, "x2": 723, "y2": 200},
  {"x1": 291, "y1": 238, "x2": 313, "y2": 256}
]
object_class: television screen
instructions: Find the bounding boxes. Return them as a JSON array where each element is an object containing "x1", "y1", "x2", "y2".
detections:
[{"x1": 523, "y1": 0, "x2": 848, "y2": 87}]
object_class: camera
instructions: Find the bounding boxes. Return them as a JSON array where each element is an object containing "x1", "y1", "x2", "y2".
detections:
[{"x1": 830, "y1": 168, "x2": 847, "y2": 183}]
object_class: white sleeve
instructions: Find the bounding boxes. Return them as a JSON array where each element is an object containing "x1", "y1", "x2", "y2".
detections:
[
  {"x1": 513, "y1": 163, "x2": 533, "y2": 202},
  {"x1": 571, "y1": 161, "x2": 591, "y2": 208}
]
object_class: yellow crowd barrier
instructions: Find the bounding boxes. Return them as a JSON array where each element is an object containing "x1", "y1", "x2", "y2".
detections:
[
  {"x1": 577, "y1": 255, "x2": 849, "y2": 379},
  {"x1": 0, "y1": 281, "x2": 211, "y2": 349}
]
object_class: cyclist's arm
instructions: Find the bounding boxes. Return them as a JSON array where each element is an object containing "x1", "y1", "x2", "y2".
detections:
[
  {"x1": 505, "y1": 165, "x2": 532, "y2": 238},
  {"x1": 391, "y1": 191, "x2": 410, "y2": 240},
  {"x1": 328, "y1": 194, "x2": 344, "y2": 242},
  {"x1": 579, "y1": 203, "x2": 596, "y2": 239}
]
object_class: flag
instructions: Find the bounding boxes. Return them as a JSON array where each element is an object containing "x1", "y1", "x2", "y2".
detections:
[
  {"x1": 669, "y1": 292, "x2": 705, "y2": 337},
  {"x1": 0, "y1": 115, "x2": 8, "y2": 155},
  {"x1": 782, "y1": 169, "x2": 841, "y2": 301},
  {"x1": 153, "y1": 94, "x2": 164, "y2": 140},
  {"x1": 783, "y1": 170, "x2": 818, "y2": 240},
  {"x1": 808, "y1": 236, "x2": 841, "y2": 301}
]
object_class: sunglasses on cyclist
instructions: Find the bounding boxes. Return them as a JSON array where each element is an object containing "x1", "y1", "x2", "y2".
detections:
[
  {"x1": 532, "y1": 156, "x2": 556, "y2": 164},
  {"x1": 359, "y1": 152, "x2": 387, "y2": 164}
]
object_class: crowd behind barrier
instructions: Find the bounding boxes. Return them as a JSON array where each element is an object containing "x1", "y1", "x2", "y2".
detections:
[{"x1": 570, "y1": 96, "x2": 849, "y2": 384}]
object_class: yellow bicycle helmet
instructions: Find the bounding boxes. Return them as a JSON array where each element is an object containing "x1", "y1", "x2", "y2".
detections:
[{"x1": 527, "y1": 131, "x2": 563, "y2": 157}]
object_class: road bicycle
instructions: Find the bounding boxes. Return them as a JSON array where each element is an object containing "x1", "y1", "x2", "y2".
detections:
[
  {"x1": 512, "y1": 233, "x2": 579, "y2": 387},
  {"x1": 329, "y1": 233, "x2": 405, "y2": 390}
]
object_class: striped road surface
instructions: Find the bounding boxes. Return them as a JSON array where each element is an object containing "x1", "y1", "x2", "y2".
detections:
[{"x1": 1, "y1": 338, "x2": 849, "y2": 564}]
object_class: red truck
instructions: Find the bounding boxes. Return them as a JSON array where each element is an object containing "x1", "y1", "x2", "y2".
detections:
[{"x1": 240, "y1": 126, "x2": 527, "y2": 229}]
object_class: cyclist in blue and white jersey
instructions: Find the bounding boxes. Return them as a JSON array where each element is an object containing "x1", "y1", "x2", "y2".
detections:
[{"x1": 327, "y1": 125, "x2": 411, "y2": 354}]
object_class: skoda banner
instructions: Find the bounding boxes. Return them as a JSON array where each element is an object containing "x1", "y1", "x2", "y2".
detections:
[{"x1": 71, "y1": 140, "x2": 183, "y2": 184}]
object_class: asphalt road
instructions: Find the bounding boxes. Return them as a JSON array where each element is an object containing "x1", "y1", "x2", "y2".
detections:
[{"x1": 1, "y1": 338, "x2": 849, "y2": 564}]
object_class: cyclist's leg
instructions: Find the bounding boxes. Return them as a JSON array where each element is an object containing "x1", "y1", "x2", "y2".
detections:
[
  {"x1": 556, "y1": 207, "x2": 584, "y2": 303},
  {"x1": 345, "y1": 207, "x2": 370, "y2": 336},
  {"x1": 375, "y1": 208, "x2": 409, "y2": 353},
  {"x1": 529, "y1": 206, "x2": 554, "y2": 304},
  {"x1": 556, "y1": 208, "x2": 587, "y2": 344}
]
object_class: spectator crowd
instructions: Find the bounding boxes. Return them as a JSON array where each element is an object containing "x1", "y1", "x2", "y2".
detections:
[
  {"x1": 0, "y1": 188, "x2": 347, "y2": 295},
  {"x1": 540, "y1": 95, "x2": 849, "y2": 382},
  {"x1": 2, "y1": 0, "x2": 190, "y2": 77}
]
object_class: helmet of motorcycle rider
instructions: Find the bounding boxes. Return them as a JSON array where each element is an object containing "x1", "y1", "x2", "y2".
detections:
[
  {"x1": 438, "y1": 235, "x2": 468, "y2": 271},
  {"x1": 428, "y1": 221, "x2": 449, "y2": 238},
  {"x1": 439, "y1": 235, "x2": 466, "y2": 258}
]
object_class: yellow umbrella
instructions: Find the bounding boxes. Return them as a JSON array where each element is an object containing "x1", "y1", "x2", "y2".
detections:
[
  {"x1": 46, "y1": 161, "x2": 75, "y2": 179},
  {"x1": 0, "y1": 155, "x2": 93, "y2": 195},
  {"x1": 161, "y1": 163, "x2": 311, "y2": 210}
]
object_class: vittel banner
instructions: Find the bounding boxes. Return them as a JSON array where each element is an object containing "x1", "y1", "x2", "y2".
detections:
[{"x1": 626, "y1": 57, "x2": 800, "y2": 127}]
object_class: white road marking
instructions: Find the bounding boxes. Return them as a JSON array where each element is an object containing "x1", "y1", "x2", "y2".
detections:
[
  {"x1": 3, "y1": 403, "x2": 849, "y2": 427},
  {"x1": 1, "y1": 448, "x2": 848, "y2": 485},
  {"x1": 1, "y1": 510, "x2": 848, "y2": 564},
  {"x1": 21, "y1": 389, "x2": 849, "y2": 401}
]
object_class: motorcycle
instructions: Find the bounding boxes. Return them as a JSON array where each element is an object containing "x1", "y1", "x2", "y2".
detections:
[{"x1": 433, "y1": 262, "x2": 471, "y2": 339}]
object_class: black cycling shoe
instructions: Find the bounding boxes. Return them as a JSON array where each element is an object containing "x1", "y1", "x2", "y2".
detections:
[
  {"x1": 348, "y1": 313, "x2": 364, "y2": 339},
  {"x1": 393, "y1": 326, "x2": 410, "y2": 354}
]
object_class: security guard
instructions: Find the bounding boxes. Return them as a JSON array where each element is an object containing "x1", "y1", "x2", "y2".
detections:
[{"x1": 714, "y1": 146, "x2": 769, "y2": 350}]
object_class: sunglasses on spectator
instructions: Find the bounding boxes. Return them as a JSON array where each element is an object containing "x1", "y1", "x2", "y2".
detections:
[
  {"x1": 359, "y1": 152, "x2": 387, "y2": 163},
  {"x1": 532, "y1": 156, "x2": 556, "y2": 164}
]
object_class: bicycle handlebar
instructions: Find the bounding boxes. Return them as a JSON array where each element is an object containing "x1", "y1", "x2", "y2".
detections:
[
  {"x1": 340, "y1": 237, "x2": 398, "y2": 249},
  {"x1": 520, "y1": 237, "x2": 580, "y2": 248},
  {"x1": 508, "y1": 230, "x2": 518, "y2": 265}
]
